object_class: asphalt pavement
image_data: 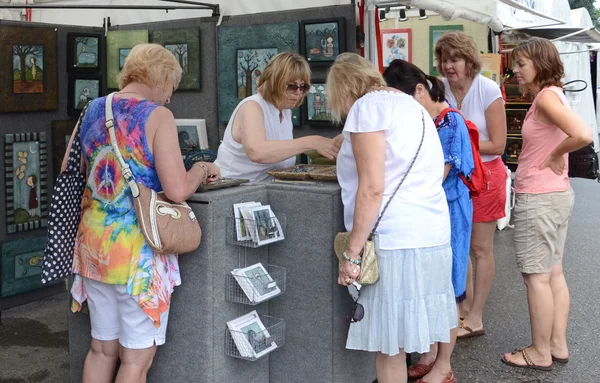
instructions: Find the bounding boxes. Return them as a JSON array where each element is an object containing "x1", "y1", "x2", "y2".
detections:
[{"x1": 0, "y1": 177, "x2": 598, "y2": 383}]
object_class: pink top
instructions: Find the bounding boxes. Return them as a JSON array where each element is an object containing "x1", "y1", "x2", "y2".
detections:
[{"x1": 514, "y1": 86, "x2": 570, "y2": 194}]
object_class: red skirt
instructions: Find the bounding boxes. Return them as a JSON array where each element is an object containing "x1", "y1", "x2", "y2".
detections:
[{"x1": 472, "y1": 157, "x2": 507, "y2": 223}]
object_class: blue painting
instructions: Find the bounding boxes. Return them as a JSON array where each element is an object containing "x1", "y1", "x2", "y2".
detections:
[
  {"x1": 75, "y1": 36, "x2": 99, "y2": 68},
  {"x1": 119, "y1": 48, "x2": 131, "y2": 70},
  {"x1": 13, "y1": 45, "x2": 44, "y2": 94},
  {"x1": 165, "y1": 43, "x2": 189, "y2": 74},
  {"x1": 306, "y1": 83, "x2": 330, "y2": 122},
  {"x1": 74, "y1": 79, "x2": 100, "y2": 110},
  {"x1": 236, "y1": 48, "x2": 278, "y2": 99},
  {"x1": 303, "y1": 22, "x2": 340, "y2": 62}
]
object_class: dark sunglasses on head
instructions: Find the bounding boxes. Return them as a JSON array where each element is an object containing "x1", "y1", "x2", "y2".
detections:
[
  {"x1": 346, "y1": 282, "x2": 364, "y2": 323},
  {"x1": 286, "y1": 83, "x2": 310, "y2": 93}
]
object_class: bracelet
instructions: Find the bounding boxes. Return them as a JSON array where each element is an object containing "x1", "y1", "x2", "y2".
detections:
[
  {"x1": 195, "y1": 162, "x2": 209, "y2": 184},
  {"x1": 343, "y1": 251, "x2": 361, "y2": 265}
]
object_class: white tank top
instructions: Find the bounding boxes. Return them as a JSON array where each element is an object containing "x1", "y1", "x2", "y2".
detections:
[{"x1": 214, "y1": 93, "x2": 296, "y2": 183}]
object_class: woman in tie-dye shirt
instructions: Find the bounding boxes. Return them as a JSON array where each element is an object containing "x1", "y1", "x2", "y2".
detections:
[{"x1": 63, "y1": 44, "x2": 220, "y2": 382}]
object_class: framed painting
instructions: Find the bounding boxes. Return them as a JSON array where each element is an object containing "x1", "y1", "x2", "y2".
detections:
[
  {"x1": 1, "y1": 236, "x2": 62, "y2": 298},
  {"x1": 304, "y1": 81, "x2": 332, "y2": 126},
  {"x1": 380, "y1": 28, "x2": 412, "y2": 68},
  {"x1": 0, "y1": 26, "x2": 58, "y2": 113},
  {"x1": 67, "y1": 32, "x2": 102, "y2": 72},
  {"x1": 68, "y1": 75, "x2": 102, "y2": 116},
  {"x1": 51, "y1": 120, "x2": 77, "y2": 176},
  {"x1": 106, "y1": 30, "x2": 149, "y2": 89},
  {"x1": 429, "y1": 25, "x2": 463, "y2": 76},
  {"x1": 175, "y1": 119, "x2": 209, "y2": 154},
  {"x1": 218, "y1": 22, "x2": 299, "y2": 124},
  {"x1": 150, "y1": 28, "x2": 201, "y2": 90},
  {"x1": 4, "y1": 133, "x2": 49, "y2": 234},
  {"x1": 300, "y1": 18, "x2": 346, "y2": 64}
]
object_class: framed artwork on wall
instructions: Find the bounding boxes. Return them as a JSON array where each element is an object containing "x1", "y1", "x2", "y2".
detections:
[
  {"x1": 0, "y1": 26, "x2": 58, "y2": 113},
  {"x1": 1, "y1": 236, "x2": 62, "y2": 298},
  {"x1": 175, "y1": 119, "x2": 209, "y2": 154},
  {"x1": 218, "y1": 22, "x2": 299, "y2": 124},
  {"x1": 380, "y1": 28, "x2": 412, "y2": 68},
  {"x1": 4, "y1": 133, "x2": 49, "y2": 234},
  {"x1": 150, "y1": 28, "x2": 201, "y2": 90},
  {"x1": 300, "y1": 18, "x2": 346, "y2": 65},
  {"x1": 106, "y1": 30, "x2": 149, "y2": 89},
  {"x1": 51, "y1": 119, "x2": 77, "y2": 175},
  {"x1": 67, "y1": 32, "x2": 102, "y2": 72},
  {"x1": 68, "y1": 75, "x2": 102, "y2": 116},
  {"x1": 236, "y1": 48, "x2": 278, "y2": 100},
  {"x1": 304, "y1": 81, "x2": 332, "y2": 126},
  {"x1": 429, "y1": 25, "x2": 463, "y2": 76}
]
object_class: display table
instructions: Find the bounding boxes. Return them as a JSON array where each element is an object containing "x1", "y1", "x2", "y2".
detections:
[{"x1": 68, "y1": 182, "x2": 375, "y2": 383}]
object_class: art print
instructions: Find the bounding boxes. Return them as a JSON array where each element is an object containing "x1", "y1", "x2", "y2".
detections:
[
  {"x1": 429, "y1": 25, "x2": 463, "y2": 76},
  {"x1": 249, "y1": 205, "x2": 284, "y2": 246},
  {"x1": 13, "y1": 45, "x2": 44, "y2": 94},
  {"x1": 175, "y1": 119, "x2": 208, "y2": 154},
  {"x1": 106, "y1": 30, "x2": 148, "y2": 89},
  {"x1": 1, "y1": 237, "x2": 61, "y2": 298},
  {"x1": 233, "y1": 201, "x2": 261, "y2": 241},
  {"x1": 300, "y1": 18, "x2": 346, "y2": 64},
  {"x1": 4, "y1": 133, "x2": 49, "y2": 234},
  {"x1": 305, "y1": 82, "x2": 331, "y2": 125},
  {"x1": 380, "y1": 29, "x2": 412, "y2": 67},
  {"x1": 231, "y1": 262, "x2": 281, "y2": 304},
  {"x1": 150, "y1": 28, "x2": 201, "y2": 90},
  {"x1": 226, "y1": 310, "x2": 278, "y2": 358},
  {"x1": 236, "y1": 48, "x2": 278, "y2": 99},
  {"x1": 67, "y1": 33, "x2": 102, "y2": 71},
  {"x1": 68, "y1": 75, "x2": 102, "y2": 116}
]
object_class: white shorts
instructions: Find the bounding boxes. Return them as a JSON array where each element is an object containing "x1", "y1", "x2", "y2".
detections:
[{"x1": 83, "y1": 277, "x2": 170, "y2": 349}]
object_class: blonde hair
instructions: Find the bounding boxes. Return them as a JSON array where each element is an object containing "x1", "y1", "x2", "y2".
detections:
[
  {"x1": 258, "y1": 52, "x2": 311, "y2": 109},
  {"x1": 511, "y1": 37, "x2": 564, "y2": 89},
  {"x1": 118, "y1": 43, "x2": 182, "y2": 90},
  {"x1": 326, "y1": 53, "x2": 386, "y2": 123},
  {"x1": 434, "y1": 32, "x2": 482, "y2": 78}
]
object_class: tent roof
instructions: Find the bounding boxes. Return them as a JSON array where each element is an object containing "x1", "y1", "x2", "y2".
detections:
[{"x1": 517, "y1": 8, "x2": 600, "y2": 43}]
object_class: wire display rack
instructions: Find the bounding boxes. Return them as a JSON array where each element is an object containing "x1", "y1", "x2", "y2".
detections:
[
  {"x1": 226, "y1": 264, "x2": 286, "y2": 305},
  {"x1": 225, "y1": 314, "x2": 286, "y2": 361},
  {"x1": 226, "y1": 212, "x2": 286, "y2": 248}
]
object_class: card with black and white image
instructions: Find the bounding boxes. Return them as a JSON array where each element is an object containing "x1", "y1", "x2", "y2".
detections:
[
  {"x1": 233, "y1": 202, "x2": 261, "y2": 241},
  {"x1": 247, "y1": 205, "x2": 284, "y2": 246},
  {"x1": 231, "y1": 262, "x2": 281, "y2": 304},
  {"x1": 227, "y1": 310, "x2": 278, "y2": 359}
]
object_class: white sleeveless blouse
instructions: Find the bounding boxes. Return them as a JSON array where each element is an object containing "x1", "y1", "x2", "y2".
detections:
[{"x1": 214, "y1": 94, "x2": 296, "y2": 183}]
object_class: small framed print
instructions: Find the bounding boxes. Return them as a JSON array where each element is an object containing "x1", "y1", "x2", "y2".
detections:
[
  {"x1": 380, "y1": 28, "x2": 412, "y2": 68},
  {"x1": 304, "y1": 81, "x2": 333, "y2": 126},
  {"x1": 68, "y1": 75, "x2": 102, "y2": 116},
  {"x1": 504, "y1": 136, "x2": 523, "y2": 165},
  {"x1": 300, "y1": 18, "x2": 346, "y2": 65},
  {"x1": 175, "y1": 119, "x2": 209, "y2": 154},
  {"x1": 67, "y1": 32, "x2": 102, "y2": 72}
]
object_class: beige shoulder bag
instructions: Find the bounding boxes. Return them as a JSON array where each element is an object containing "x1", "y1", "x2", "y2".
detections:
[
  {"x1": 334, "y1": 110, "x2": 426, "y2": 285},
  {"x1": 105, "y1": 93, "x2": 202, "y2": 254}
]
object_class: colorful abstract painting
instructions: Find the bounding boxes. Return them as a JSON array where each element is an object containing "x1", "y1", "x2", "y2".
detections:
[
  {"x1": 0, "y1": 26, "x2": 58, "y2": 112},
  {"x1": 150, "y1": 28, "x2": 201, "y2": 90},
  {"x1": 4, "y1": 133, "x2": 49, "y2": 234},
  {"x1": 380, "y1": 29, "x2": 412, "y2": 67},
  {"x1": 218, "y1": 22, "x2": 299, "y2": 124},
  {"x1": 301, "y1": 19, "x2": 345, "y2": 64},
  {"x1": 236, "y1": 48, "x2": 278, "y2": 99}
]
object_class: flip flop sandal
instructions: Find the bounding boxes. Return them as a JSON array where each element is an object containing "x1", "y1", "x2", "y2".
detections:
[
  {"x1": 407, "y1": 362, "x2": 434, "y2": 379},
  {"x1": 502, "y1": 348, "x2": 553, "y2": 371},
  {"x1": 457, "y1": 321, "x2": 485, "y2": 339},
  {"x1": 552, "y1": 355, "x2": 569, "y2": 364}
]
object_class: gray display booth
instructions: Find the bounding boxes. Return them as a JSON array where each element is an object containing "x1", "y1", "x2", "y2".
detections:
[{"x1": 68, "y1": 182, "x2": 375, "y2": 382}]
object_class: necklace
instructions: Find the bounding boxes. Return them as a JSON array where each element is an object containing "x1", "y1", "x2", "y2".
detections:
[{"x1": 450, "y1": 81, "x2": 472, "y2": 110}]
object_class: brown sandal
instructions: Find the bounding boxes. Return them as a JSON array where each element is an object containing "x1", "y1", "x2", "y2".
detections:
[
  {"x1": 457, "y1": 321, "x2": 485, "y2": 339},
  {"x1": 502, "y1": 348, "x2": 553, "y2": 371},
  {"x1": 407, "y1": 363, "x2": 434, "y2": 379}
]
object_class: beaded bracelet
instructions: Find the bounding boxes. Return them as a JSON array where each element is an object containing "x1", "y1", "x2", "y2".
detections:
[
  {"x1": 195, "y1": 162, "x2": 209, "y2": 184},
  {"x1": 343, "y1": 251, "x2": 362, "y2": 265}
]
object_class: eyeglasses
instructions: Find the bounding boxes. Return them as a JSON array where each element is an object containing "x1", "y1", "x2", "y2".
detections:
[
  {"x1": 346, "y1": 282, "x2": 364, "y2": 323},
  {"x1": 286, "y1": 83, "x2": 310, "y2": 93}
]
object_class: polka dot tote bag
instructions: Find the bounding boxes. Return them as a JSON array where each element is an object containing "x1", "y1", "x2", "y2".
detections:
[{"x1": 41, "y1": 106, "x2": 88, "y2": 284}]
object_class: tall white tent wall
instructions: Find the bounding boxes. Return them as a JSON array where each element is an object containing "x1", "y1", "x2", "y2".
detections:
[
  {"x1": 555, "y1": 41, "x2": 600, "y2": 152},
  {"x1": 26, "y1": 0, "x2": 353, "y2": 26}
]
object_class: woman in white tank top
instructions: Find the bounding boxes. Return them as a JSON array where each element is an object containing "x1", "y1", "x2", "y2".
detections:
[{"x1": 215, "y1": 52, "x2": 342, "y2": 183}]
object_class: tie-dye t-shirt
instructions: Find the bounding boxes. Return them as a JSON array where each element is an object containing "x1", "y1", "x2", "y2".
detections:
[{"x1": 70, "y1": 96, "x2": 181, "y2": 327}]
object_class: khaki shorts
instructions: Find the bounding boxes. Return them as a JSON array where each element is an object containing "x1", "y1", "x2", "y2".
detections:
[{"x1": 513, "y1": 187, "x2": 574, "y2": 274}]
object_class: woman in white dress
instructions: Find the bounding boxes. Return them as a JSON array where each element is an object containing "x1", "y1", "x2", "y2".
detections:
[
  {"x1": 328, "y1": 53, "x2": 457, "y2": 383},
  {"x1": 215, "y1": 52, "x2": 341, "y2": 183}
]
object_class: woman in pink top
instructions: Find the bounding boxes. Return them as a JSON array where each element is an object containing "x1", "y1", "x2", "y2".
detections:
[{"x1": 502, "y1": 38, "x2": 592, "y2": 371}]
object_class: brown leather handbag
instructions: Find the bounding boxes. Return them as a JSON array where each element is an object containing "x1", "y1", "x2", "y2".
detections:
[{"x1": 105, "y1": 93, "x2": 202, "y2": 254}]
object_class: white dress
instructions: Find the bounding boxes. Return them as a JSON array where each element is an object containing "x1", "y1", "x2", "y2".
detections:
[
  {"x1": 214, "y1": 93, "x2": 296, "y2": 183},
  {"x1": 337, "y1": 91, "x2": 457, "y2": 355}
]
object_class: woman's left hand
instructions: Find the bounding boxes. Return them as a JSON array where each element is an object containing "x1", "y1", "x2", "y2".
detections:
[
  {"x1": 540, "y1": 153, "x2": 565, "y2": 175},
  {"x1": 338, "y1": 259, "x2": 361, "y2": 286}
]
